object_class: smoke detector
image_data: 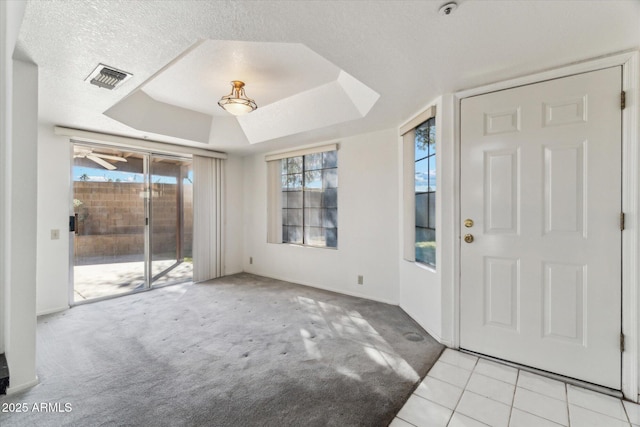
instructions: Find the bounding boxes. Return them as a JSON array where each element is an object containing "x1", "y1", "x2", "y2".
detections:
[
  {"x1": 439, "y1": 2, "x2": 458, "y2": 16},
  {"x1": 85, "y1": 64, "x2": 132, "y2": 90}
]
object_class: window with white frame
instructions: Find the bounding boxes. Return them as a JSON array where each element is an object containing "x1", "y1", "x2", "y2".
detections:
[
  {"x1": 414, "y1": 118, "x2": 436, "y2": 265},
  {"x1": 401, "y1": 106, "x2": 436, "y2": 267},
  {"x1": 266, "y1": 145, "x2": 338, "y2": 248}
]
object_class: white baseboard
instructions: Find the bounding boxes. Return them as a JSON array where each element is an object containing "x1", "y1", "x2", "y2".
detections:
[
  {"x1": 37, "y1": 305, "x2": 69, "y2": 317},
  {"x1": 243, "y1": 271, "x2": 399, "y2": 306},
  {"x1": 7, "y1": 376, "x2": 39, "y2": 395}
]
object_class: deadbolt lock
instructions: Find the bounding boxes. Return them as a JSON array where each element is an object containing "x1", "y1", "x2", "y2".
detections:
[
  {"x1": 464, "y1": 234, "x2": 474, "y2": 243},
  {"x1": 464, "y1": 219, "x2": 474, "y2": 228}
]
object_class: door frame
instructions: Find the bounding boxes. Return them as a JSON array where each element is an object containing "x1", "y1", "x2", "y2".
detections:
[
  {"x1": 68, "y1": 141, "x2": 194, "y2": 305},
  {"x1": 452, "y1": 50, "x2": 640, "y2": 400},
  {"x1": 69, "y1": 142, "x2": 151, "y2": 305}
]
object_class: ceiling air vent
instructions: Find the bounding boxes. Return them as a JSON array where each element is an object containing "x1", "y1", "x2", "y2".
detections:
[{"x1": 85, "y1": 64, "x2": 132, "y2": 90}]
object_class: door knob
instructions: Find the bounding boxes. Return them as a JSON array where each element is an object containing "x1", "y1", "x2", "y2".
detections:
[
  {"x1": 464, "y1": 219, "x2": 474, "y2": 228},
  {"x1": 464, "y1": 234, "x2": 474, "y2": 243}
]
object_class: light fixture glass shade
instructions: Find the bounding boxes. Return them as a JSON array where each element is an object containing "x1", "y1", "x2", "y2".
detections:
[{"x1": 218, "y1": 80, "x2": 257, "y2": 116}]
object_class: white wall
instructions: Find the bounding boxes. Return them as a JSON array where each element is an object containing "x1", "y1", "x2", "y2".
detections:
[
  {"x1": 1, "y1": 0, "x2": 27, "y2": 359},
  {"x1": 2, "y1": 0, "x2": 39, "y2": 393},
  {"x1": 6, "y1": 57, "x2": 39, "y2": 393},
  {"x1": 398, "y1": 95, "x2": 456, "y2": 345},
  {"x1": 243, "y1": 129, "x2": 400, "y2": 304},
  {"x1": 438, "y1": 94, "x2": 457, "y2": 346},
  {"x1": 36, "y1": 125, "x2": 71, "y2": 315},
  {"x1": 0, "y1": 0, "x2": 10, "y2": 355}
]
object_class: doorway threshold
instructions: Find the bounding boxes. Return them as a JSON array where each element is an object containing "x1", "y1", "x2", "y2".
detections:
[
  {"x1": 71, "y1": 280, "x2": 194, "y2": 307},
  {"x1": 459, "y1": 348, "x2": 623, "y2": 400}
]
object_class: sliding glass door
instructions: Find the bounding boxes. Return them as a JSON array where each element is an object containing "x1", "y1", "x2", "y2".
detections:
[
  {"x1": 150, "y1": 156, "x2": 193, "y2": 286},
  {"x1": 71, "y1": 144, "x2": 193, "y2": 303}
]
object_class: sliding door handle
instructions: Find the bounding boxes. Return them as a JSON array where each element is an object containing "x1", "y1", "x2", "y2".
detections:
[{"x1": 70, "y1": 214, "x2": 79, "y2": 235}]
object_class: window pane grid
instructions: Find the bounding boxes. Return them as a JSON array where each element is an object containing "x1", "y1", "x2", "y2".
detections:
[
  {"x1": 281, "y1": 151, "x2": 338, "y2": 248},
  {"x1": 415, "y1": 118, "x2": 435, "y2": 266}
]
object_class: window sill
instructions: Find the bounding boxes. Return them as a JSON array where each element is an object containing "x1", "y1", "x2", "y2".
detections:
[
  {"x1": 280, "y1": 243, "x2": 338, "y2": 251},
  {"x1": 405, "y1": 259, "x2": 436, "y2": 273}
]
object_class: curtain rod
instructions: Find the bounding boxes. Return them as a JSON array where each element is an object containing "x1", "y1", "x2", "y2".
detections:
[{"x1": 54, "y1": 126, "x2": 228, "y2": 160}]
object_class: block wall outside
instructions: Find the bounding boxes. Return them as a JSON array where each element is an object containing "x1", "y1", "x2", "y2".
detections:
[{"x1": 73, "y1": 181, "x2": 192, "y2": 263}]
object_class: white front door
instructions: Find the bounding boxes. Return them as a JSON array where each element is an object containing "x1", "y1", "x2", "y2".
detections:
[{"x1": 460, "y1": 67, "x2": 622, "y2": 389}]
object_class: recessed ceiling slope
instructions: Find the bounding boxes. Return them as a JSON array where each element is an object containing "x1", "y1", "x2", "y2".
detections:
[
  {"x1": 238, "y1": 70, "x2": 379, "y2": 144},
  {"x1": 104, "y1": 91, "x2": 213, "y2": 143},
  {"x1": 106, "y1": 39, "x2": 379, "y2": 145}
]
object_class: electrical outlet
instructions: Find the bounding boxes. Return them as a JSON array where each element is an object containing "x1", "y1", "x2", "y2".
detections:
[
  {"x1": 357, "y1": 275, "x2": 364, "y2": 285},
  {"x1": 51, "y1": 229, "x2": 60, "y2": 240},
  {"x1": 249, "y1": 257, "x2": 253, "y2": 265}
]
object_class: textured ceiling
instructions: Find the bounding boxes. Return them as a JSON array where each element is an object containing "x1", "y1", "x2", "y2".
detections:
[{"x1": 16, "y1": 0, "x2": 640, "y2": 155}]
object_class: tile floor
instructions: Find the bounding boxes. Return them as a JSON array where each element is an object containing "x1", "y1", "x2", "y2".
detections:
[{"x1": 391, "y1": 349, "x2": 640, "y2": 427}]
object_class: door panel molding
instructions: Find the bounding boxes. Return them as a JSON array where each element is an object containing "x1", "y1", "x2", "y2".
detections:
[
  {"x1": 484, "y1": 256, "x2": 520, "y2": 331},
  {"x1": 542, "y1": 261, "x2": 586, "y2": 346},
  {"x1": 453, "y1": 50, "x2": 640, "y2": 400},
  {"x1": 542, "y1": 141, "x2": 586, "y2": 237},
  {"x1": 483, "y1": 148, "x2": 520, "y2": 235}
]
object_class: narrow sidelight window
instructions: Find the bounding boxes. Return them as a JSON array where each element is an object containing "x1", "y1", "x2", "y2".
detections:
[{"x1": 414, "y1": 118, "x2": 436, "y2": 266}]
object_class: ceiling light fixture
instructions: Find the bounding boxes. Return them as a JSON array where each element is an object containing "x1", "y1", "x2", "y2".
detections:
[{"x1": 218, "y1": 80, "x2": 257, "y2": 115}]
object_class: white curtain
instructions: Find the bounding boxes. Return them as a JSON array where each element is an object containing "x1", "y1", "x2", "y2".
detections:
[
  {"x1": 266, "y1": 160, "x2": 282, "y2": 244},
  {"x1": 192, "y1": 156, "x2": 225, "y2": 282}
]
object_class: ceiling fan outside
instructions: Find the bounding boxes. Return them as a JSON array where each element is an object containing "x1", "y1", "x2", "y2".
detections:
[{"x1": 73, "y1": 147, "x2": 127, "y2": 170}]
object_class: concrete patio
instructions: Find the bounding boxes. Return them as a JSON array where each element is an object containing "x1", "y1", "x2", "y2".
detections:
[{"x1": 73, "y1": 259, "x2": 193, "y2": 301}]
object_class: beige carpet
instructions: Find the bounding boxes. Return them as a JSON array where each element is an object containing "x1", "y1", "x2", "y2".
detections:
[{"x1": 1, "y1": 273, "x2": 443, "y2": 426}]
